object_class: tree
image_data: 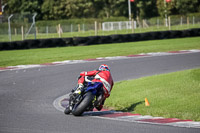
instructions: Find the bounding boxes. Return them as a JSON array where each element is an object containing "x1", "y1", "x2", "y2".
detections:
[
  {"x1": 72, "y1": 0, "x2": 94, "y2": 18},
  {"x1": 93, "y1": 0, "x2": 115, "y2": 18},
  {"x1": 41, "y1": 0, "x2": 55, "y2": 20},
  {"x1": 156, "y1": 0, "x2": 176, "y2": 18},
  {"x1": 2, "y1": 0, "x2": 200, "y2": 21},
  {"x1": 112, "y1": 0, "x2": 128, "y2": 17},
  {"x1": 5, "y1": 0, "x2": 43, "y2": 19},
  {"x1": 175, "y1": 0, "x2": 199, "y2": 15},
  {"x1": 135, "y1": 0, "x2": 158, "y2": 19},
  {"x1": 157, "y1": 0, "x2": 199, "y2": 17},
  {"x1": 41, "y1": 0, "x2": 96, "y2": 20}
]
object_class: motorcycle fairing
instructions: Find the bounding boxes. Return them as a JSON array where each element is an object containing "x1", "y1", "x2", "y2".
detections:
[{"x1": 85, "y1": 82, "x2": 103, "y2": 95}]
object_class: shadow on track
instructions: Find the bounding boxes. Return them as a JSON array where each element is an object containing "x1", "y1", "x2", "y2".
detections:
[
  {"x1": 116, "y1": 101, "x2": 144, "y2": 112},
  {"x1": 61, "y1": 97, "x2": 144, "y2": 117}
]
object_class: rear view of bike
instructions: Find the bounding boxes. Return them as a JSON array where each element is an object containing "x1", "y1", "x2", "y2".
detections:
[{"x1": 64, "y1": 82, "x2": 103, "y2": 116}]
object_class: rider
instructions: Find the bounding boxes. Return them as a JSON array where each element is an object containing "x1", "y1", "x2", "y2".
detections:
[{"x1": 76, "y1": 64, "x2": 114, "y2": 111}]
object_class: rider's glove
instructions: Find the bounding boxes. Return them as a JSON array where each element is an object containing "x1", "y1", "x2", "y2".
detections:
[
  {"x1": 71, "y1": 83, "x2": 84, "y2": 93},
  {"x1": 77, "y1": 83, "x2": 84, "y2": 90}
]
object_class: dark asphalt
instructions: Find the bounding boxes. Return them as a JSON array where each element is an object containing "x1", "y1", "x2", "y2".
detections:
[{"x1": 0, "y1": 52, "x2": 200, "y2": 133}]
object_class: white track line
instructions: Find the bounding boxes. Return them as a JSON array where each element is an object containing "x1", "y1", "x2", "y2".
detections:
[{"x1": 1, "y1": 49, "x2": 200, "y2": 72}]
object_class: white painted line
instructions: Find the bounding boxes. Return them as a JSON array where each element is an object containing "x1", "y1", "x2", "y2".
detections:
[
  {"x1": 104, "y1": 56, "x2": 127, "y2": 59},
  {"x1": 166, "y1": 121, "x2": 200, "y2": 128},
  {"x1": 187, "y1": 49, "x2": 200, "y2": 52},
  {"x1": 116, "y1": 115, "x2": 163, "y2": 120},
  {"x1": 116, "y1": 115, "x2": 157, "y2": 121},
  {"x1": 15, "y1": 65, "x2": 41, "y2": 68},
  {"x1": 53, "y1": 93, "x2": 70, "y2": 112},
  {"x1": 146, "y1": 52, "x2": 171, "y2": 56},
  {"x1": 1, "y1": 49, "x2": 200, "y2": 72}
]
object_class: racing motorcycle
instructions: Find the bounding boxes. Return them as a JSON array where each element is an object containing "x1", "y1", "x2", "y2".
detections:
[{"x1": 64, "y1": 76, "x2": 104, "y2": 116}]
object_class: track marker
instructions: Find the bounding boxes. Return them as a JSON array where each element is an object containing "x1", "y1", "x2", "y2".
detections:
[{"x1": 145, "y1": 98, "x2": 150, "y2": 106}]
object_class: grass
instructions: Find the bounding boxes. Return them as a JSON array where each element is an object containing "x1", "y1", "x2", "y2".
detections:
[
  {"x1": 105, "y1": 68, "x2": 200, "y2": 121},
  {"x1": 0, "y1": 37, "x2": 200, "y2": 67}
]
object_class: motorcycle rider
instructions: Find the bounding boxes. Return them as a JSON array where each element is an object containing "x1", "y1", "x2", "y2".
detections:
[{"x1": 76, "y1": 64, "x2": 114, "y2": 111}]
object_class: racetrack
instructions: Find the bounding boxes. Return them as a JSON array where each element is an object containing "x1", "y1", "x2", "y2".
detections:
[{"x1": 0, "y1": 52, "x2": 200, "y2": 133}]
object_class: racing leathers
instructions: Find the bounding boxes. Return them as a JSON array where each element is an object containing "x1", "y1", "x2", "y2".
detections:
[{"x1": 78, "y1": 70, "x2": 114, "y2": 110}]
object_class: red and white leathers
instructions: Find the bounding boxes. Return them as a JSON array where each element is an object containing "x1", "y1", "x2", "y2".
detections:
[{"x1": 78, "y1": 70, "x2": 114, "y2": 98}]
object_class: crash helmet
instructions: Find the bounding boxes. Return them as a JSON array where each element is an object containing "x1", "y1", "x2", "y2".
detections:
[{"x1": 99, "y1": 64, "x2": 110, "y2": 71}]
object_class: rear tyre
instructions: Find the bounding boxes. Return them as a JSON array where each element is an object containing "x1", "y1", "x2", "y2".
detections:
[{"x1": 72, "y1": 92, "x2": 94, "y2": 116}]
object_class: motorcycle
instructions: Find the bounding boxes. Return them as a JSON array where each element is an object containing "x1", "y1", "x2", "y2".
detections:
[{"x1": 64, "y1": 76, "x2": 104, "y2": 116}]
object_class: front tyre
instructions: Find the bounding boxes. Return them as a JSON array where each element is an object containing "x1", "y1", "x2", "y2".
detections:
[
  {"x1": 64, "y1": 106, "x2": 71, "y2": 115},
  {"x1": 72, "y1": 92, "x2": 94, "y2": 116}
]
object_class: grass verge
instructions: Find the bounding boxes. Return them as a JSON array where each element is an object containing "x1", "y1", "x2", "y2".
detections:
[
  {"x1": 105, "y1": 68, "x2": 200, "y2": 121},
  {"x1": 0, "y1": 37, "x2": 200, "y2": 67}
]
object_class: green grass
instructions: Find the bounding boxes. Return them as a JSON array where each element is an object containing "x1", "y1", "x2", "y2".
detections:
[
  {"x1": 0, "y1": 37, "x2": 200, "y2": 67},
  {"x1": 105, "y1": 68, "x2": 200, "y2": 121}
]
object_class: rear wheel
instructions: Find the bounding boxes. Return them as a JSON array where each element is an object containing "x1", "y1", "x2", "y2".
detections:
[{"x1": 72, "y1": 92, "x2": 94, "y2": 116}]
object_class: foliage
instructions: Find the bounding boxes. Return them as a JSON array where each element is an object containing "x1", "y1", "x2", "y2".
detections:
[
  {"x1": 4, "y1": 0, "x2": 43, "y2": 19},
  {"x1": 156, "y1": 0, "x2": 200, "y2": 17},
  {"x1": 156, "y1": 0, "x2": 176, "y2": 17},
  {"x1": 175, "y1": 0, "x2": 199, "y2": 15},
  {"x1": 135, "y1": 0, "x2": 158, "y2": 19},
  {"x1": 2, "y1": 0, "x2": 200, "y2": 20}
]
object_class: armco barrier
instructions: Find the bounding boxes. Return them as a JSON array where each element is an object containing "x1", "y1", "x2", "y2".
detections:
[{"x1": 0, "y1": 28, "x2": 199, "y2": 51}]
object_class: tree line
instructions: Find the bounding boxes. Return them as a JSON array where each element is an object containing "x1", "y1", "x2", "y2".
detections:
[{"x1": 2, "y1": 0, "x2": 200, "y2": 20}]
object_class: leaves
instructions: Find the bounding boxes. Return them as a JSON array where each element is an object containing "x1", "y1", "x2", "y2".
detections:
[
  {"x1": 156, "y1": 0, "x2": 199, "y2": 17},
  {"x1": 3, "y1": 0, "x2": 200, "y2": 20},
  {"x1": 175, "y1": 0, "x2": 199, "y2": 15}
]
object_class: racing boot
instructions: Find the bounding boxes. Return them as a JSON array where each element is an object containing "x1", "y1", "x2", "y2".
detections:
[
  {"x1": 96, "y1": 104, "x2": 103, "y2": 111},
  {"x1": 95, "y1": 95, "x2": 105, "y2": 111}
]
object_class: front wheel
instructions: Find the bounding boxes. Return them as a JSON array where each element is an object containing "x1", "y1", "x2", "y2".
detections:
[
  {"x1": 64, "y1": 106, "x2": 71, "y2": 115},
  {"x1": 72, "y1": 92, "x2": 94, "y2": 116}
]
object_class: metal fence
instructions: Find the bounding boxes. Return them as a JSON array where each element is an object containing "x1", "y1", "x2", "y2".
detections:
[
  {"x1": 0, "y1": 13, "x2": 37, "y2": 41},
  {"x1": 0, "y1": 14, "x2": 200, "y2": 42}
]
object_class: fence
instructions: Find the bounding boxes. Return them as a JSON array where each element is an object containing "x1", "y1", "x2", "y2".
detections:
[
  {"x1": 0, "y1": 13, "x2": 37, "y2": 42},
  {"x1": 0, "y1": 14, "x2": 200, "y2": 42},
  {"x1": 102, "y1": 21, "x2": 137, "y2": 31}
]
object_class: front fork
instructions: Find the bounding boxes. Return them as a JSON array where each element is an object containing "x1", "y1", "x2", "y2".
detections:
[{"x1": 68, "y1": 90, "x2": 83, "y2": 111}]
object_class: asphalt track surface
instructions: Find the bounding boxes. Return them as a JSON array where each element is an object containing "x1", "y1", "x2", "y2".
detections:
[{"x1": 0, "y1": 52, "x2": 200, "y2": 133}]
